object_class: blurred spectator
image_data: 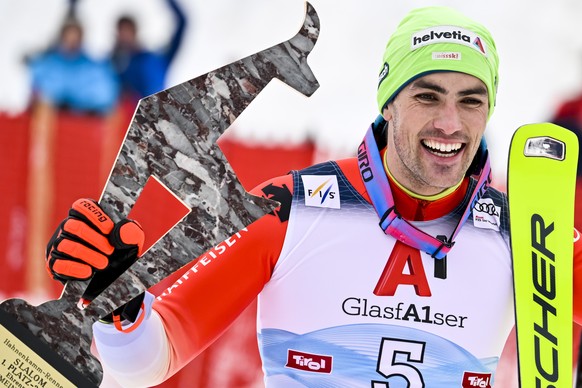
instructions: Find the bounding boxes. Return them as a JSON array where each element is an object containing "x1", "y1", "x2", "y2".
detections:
[
  {"x1": 549, "y1": 81, "x2": 582, "y2": 388},
  {"x1": 550, "y1": 92, "x2": 582, "y2": 175},
  {"x1": 28, "y1": 17, "x2": 119, "y2": 115},
  {"x1": 24, "y1": 12, "x2": 122, "y2": 297},
  {"x1": 111, "y1": 0, "x2": 187, "y2": 102}
]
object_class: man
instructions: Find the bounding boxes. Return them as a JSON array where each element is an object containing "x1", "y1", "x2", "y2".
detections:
[
  {"x1": 45, "y1": 6, "x2": 582, "y2": 387},
  {"x1": 28, "y1": 18, "x2": 119, "y2": 114},
  {"x1": 111, "y1": 0, "x2": 186, "y2": 102}
]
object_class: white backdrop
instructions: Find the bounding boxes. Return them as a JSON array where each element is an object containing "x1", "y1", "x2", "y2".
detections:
[{"x1": 1, "y1": 0, "x2": 582, "y2": 179}]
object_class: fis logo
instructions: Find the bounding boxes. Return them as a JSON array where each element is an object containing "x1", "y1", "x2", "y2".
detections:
[
  {"x1": 411, "y1": 26, "x2": 488, "y2": 56},
  {"x1": 286, "y1": 350, "x2": 332, "y2": 374},
  {"x1": 302, "y1": 175, "x2": 340, "y2": 209},
  {"x1": 462, "y1": 372, "x2": 492, "y2": 388}
]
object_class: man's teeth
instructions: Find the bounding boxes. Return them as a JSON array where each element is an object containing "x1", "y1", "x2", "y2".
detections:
[{"x1": 422, "y1": 139, "x2": 462, "y2": 154}]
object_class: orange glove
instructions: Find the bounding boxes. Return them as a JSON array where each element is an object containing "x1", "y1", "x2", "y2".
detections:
[{"x1": 46, "y1": 198, "x2": 144, "y2": 301}]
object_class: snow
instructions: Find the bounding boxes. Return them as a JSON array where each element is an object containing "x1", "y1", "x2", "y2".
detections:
[{"x1": 1, "y1": 0, "x2": 582, "y2": 179}]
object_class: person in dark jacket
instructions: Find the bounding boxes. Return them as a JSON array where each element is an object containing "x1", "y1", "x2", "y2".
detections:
[{"x1": 111, "y1": 0, "x2": 187, "y2": 102}]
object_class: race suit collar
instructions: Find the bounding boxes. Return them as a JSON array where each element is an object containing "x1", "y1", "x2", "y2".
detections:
[
  {"x1": 381, "y1": 148, "x2": 469, "y2": 221},
  {"x1": 386, "y1": 169, "x2": 470, "y2": 221},
  {"x1": 357, "y1": 117, "x2": 492, "y2": 259}
]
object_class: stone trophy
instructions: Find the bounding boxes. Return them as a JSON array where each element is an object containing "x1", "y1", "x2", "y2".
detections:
[{"x1": 0, "y1": 3, "x2": 319, "y2": 386}]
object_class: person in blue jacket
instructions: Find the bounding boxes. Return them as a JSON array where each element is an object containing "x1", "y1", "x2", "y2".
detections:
[
  {"x1": 111, "y1": 0, "x2": 187, "y2": 102},
  {"x1": 28, "y1": 18, "x2": 119, "y2": 115}
]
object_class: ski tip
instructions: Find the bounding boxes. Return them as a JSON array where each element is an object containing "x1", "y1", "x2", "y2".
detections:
[{"x1": 509, "y1": 122, "x2": 579, "y2": 162}]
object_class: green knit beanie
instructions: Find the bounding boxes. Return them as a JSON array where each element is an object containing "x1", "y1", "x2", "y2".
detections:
[{"x1": 377, "y1": 7, "x2": 499, "y2": 119}]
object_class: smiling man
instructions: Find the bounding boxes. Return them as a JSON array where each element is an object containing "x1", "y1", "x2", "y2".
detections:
[
  {"x1": 383, "y1": 73, "x2": 489, "y2": 195},
  {"x1": 45, "y1": 6, "x2": 582, "y2": 387}
]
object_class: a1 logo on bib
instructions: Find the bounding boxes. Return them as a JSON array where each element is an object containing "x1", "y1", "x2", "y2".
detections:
[
  {"x1": 472, "y1": 198, "x2": 500, "y2": 231},
  {"x1": 302, "y1": 175, "x2": 341, "y2": 209}
]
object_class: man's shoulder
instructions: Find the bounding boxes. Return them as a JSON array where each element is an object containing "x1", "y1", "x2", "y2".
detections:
[
  {"x1": 250, "y1": 158, "x2": 360, "y2": 192},
  {"x1": 481, "y1": 184, "x2": 508, "y2": 204},
  {"x1": 249, "y1": 157, "x2": 369, "y2": 206},
  {"x1": 297, "y1": 157, "x2": 365, "y2": 188},
  {"x1": 297, "y1": 158, "x2": 362, "y2": 183},
  {"x1": 294, "y1": 158, "x2": 371, "y2": 206},
  {"x1": 469, "y1": 183, "x2": 509, "y2": 238}
]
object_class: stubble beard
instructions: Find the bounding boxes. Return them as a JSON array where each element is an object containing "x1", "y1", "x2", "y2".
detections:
[{"x1": 389, "y1": 111, "x2": 470, "y2": 195}]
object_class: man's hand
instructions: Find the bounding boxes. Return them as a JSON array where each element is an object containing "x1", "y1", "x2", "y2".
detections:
[{"x1": 45, "y1": 198, "x2": 144, "y2": 301}]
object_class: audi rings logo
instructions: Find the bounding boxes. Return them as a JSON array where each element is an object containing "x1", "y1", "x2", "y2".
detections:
[
  {"x1": 472, "y1": 198, "x2": 501, "y2": 231},
  {"x1": 473, "y1": 201, "x2": 499, "y2": 216}
]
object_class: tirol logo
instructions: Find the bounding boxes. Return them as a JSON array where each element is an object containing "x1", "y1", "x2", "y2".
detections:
[
  {"x1": 411, "y1": 25, "x2": 487, "y2": 56},
  {"x1": 462, "y1": 372, "x2": 492, "y2": 388},
  {"x1": 302, "y1": 175, "x2": 341, "y2": 209},
  {"x1": 286, "y1": 349, "x2": 332, "y2": 373}
]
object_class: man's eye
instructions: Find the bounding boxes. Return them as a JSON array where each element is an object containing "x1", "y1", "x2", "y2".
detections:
[
  {"x1": 416, "y1": 93, "x2": 436, "y2": 101},
  {"x1": 462, "y1": 97, "x2": 484, "y2": 106}
]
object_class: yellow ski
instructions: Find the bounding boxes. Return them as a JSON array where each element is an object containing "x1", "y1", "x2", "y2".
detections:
[{"x1": 508, "y1": 123, "x2": 578, "y2": 388}]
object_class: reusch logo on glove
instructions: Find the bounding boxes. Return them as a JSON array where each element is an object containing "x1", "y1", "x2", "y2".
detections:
[
  {"x1": 411, "y1": 26, "x2": 487, "y2": 55},
  {"x1": 77, "y1": 199, "x2": 109, "y2": 223},
  {"x1": 286, "y1": 350, "x2": 332, "y2": 373}
]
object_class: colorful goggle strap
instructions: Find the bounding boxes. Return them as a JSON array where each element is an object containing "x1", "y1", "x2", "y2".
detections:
[{"x1": 358, "y1": 122, "x2": 491, "y2": 259}]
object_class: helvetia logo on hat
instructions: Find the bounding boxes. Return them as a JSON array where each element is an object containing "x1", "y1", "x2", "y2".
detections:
[
  {"x1": 411, "y1": 25, "x2": 487, "y2": 55},
  {"x1": 472, "y1": 37, "x2": 486, "y2": 54}
]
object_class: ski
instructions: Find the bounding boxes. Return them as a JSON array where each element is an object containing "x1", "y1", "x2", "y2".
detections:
[{"x1": 508, "y1": 122, "x2": 578, "y2": 388}]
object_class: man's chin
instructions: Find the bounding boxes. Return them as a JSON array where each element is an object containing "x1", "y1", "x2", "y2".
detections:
[{"x1": 424, "y1": 174, "x2": 465, "y2": 193}]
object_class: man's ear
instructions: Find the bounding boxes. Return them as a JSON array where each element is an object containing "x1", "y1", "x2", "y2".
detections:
[{"x1": 382, "y1": 106, "x2": 392, "y2": 122}]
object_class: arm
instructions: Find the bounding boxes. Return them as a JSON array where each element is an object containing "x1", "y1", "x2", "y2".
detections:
[
  {"x1": 163, "y1": 0, "x2": 187, "y2": 65},
  {"x1": 93, "y1": 174, "x2": 294, "y2": 386}
]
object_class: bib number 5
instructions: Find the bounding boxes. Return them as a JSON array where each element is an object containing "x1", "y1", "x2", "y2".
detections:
[{"x1": 373, "y1": 338, "x2": 426, "y2": 387}]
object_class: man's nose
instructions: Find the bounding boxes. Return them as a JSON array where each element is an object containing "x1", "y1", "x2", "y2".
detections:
[{"x1": 433, "y1": 102, "x2": 463, "y2": 134}]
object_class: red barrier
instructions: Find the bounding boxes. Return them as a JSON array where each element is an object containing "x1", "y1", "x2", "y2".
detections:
[
  {"x1": 0, "y1": 105, "x2": 317, "y2": 386},
  {"x1": 0, "y1": 113, "x2": 31, "y2": 297}
]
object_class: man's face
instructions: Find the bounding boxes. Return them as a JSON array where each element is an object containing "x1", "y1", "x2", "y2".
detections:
[
  {"x1": 382, "y1": 72, "x2": 489, "y2": 196},
  {"x1": 60, "y1": 25, "x2": 83, "y2": 54},
  {"x1": 117, "y1": 21, "x2": 138, "y2": 49}
]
